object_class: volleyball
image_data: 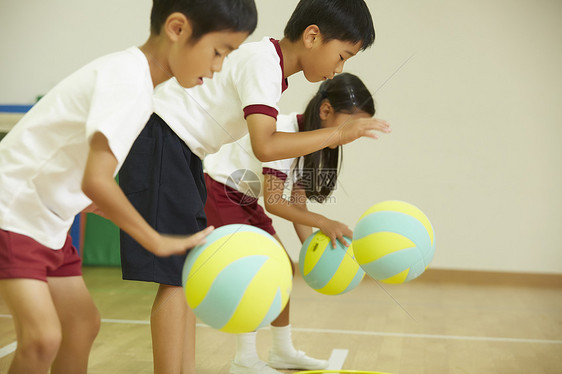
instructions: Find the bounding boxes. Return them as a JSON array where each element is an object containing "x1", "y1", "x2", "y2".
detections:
[
  {"x1": 182, "y1": 224, "x2": 293, "y2": 333},
  {"x1": 352, "y1": 201, "x2": 435, "y2": 283},
  {"x1": 299, "y1": 231, "x2": 365, "y2": 295}
]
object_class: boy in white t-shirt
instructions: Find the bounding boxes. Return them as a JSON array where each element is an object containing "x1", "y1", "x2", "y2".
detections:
[
  {"x1": 120, "y1": 1, "x2": 391, "y2": 374},
  {"x1": 204, "y1": 73, "x2": 377, "y2": 373},
  {"x1": 0, "y1": 0, "x2": 257, "y2": 373}
]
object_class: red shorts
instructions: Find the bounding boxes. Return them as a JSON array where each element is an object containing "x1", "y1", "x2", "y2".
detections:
[
  {"x1": 0, "y1": 229, "x2": 82, "y2": 282},
  {"x1": 204, "y1": 174, "x2": 276, "y2": 236}
]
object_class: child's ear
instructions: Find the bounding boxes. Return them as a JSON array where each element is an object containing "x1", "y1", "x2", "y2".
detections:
[
  {"x1": 302, "y1": 25, "x2": 321, "y2": 49},
  {"x1": 164, "y1": 12, "x2": 193, "y2": 42},
  {"x1": 319, "y1": 101, "x2": 333, "y2": 120}
]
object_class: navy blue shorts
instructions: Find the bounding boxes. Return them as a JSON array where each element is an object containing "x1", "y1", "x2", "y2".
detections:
[{"x1": 119, "y1": 113, "x2": 207, "y2": 286}]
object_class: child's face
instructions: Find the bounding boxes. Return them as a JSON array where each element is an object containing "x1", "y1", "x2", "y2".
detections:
[
  {"x1": 302, "y1": 38, "x2": 363, "y2": 82},
  {"x1": 170, "y1": 31, "x2": 249, "y2": 88}
]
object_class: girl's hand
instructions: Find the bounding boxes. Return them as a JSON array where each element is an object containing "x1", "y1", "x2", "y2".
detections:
[
  {"x1": 150, "y1": 226, "x2": 215, "y2": 257},
  {"x1": 336, "y1": 117, "x2": 391, "y2": 146},
  {"x1": 318, "y1": 217, "x2": 353, "y2": 248}
]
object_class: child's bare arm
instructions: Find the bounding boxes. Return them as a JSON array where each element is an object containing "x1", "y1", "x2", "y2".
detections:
[
  {"x1": 263, "y1": 174, "x2": 351, "y2": 248},
  {"x1": 290, "y1": 187, "x2": 313, "y2": 244},
  {"x1": 246, "y1": 114, "x2": 390, "y2": 162},
  {"x1": 82, "y1": 132, "x2": 213, "y2": 256}
]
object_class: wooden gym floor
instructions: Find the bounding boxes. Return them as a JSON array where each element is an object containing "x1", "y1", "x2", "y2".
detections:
[{"x1": 0, "y1": 267, "x2": 561, "y2": 374}]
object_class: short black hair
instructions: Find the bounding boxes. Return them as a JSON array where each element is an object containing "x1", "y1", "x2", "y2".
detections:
[
  {"x1": 150, "y1": 0, "x2": 258, "y2": 40},
  {"x1": 284, "y1": 0, "x2": 375, "y2": 51}
]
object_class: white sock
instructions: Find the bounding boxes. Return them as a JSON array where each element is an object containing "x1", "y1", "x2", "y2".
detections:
[
  {"x1": 270, "y1": 324, "x2": 297, "y2": 357},
  {"x1": 234, "y1": 332, "x2": 261, "y2": 365}
]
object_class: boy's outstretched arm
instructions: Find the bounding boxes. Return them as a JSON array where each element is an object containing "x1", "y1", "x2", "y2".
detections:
[
  {"x1": 82, "y1": 132, "x2": 213, "y2": 256},
  {"x1": 246, "y1": 114, "x2": 391, "y2": 162}
]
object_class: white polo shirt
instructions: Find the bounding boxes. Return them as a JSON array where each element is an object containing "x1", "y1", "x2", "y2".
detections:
[
  {"x1": 204, "y1": 113, "x2": 302, "y2": 197},
  {"x1": 154, "y1": 37, "x2": 288, "y2": 159},
  {"x1": 0, "y1": 47, "x2": 153, "y2": 249}
]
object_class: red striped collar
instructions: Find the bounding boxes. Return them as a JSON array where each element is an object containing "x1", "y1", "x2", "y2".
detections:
[{"x1": 269, "y1": 38, "x2": 289, "y2": 93}]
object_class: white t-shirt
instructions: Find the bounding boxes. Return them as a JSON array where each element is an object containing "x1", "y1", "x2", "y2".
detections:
[
  {"x1": 0, "y1": 47, "x2": 153, "y2": 249},
  {"x1": 154, "y1": 37, "x2": 288, "y2": 159},
  {"x1": 204, "y1": 113, "x2": 301, "y2": 198}
]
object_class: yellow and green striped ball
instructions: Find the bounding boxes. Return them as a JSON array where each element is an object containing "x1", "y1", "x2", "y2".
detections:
[
  {"x1": 299, "y1": 231, "x2": 365, "y2": 295},
  {"x1": 352, "y1": 201, "x2": 435, "y2": 284},
  {"x1": 182, "y1": 224, "x2": 293, "y2": 333}
]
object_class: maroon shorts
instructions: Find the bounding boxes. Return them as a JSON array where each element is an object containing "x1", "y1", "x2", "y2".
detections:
[
  {"x1": 0, "y1": 229, "x2": 82, "y2": 282},
  {"x1": 204, "y1": 174, "x2": 276, "y2": 236}
]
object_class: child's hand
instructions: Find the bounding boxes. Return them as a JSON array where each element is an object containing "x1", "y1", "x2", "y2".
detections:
[
  {"x1": 336, "y1": 117, "x2": 391, "y2": 145},
  {"x1": 82, "y1": 202, "x2": 107, "y2": 218},
  {"x1": 151, "y1": 226, "x2": 215, "y2": 257},
  {"x1": 318, "y1": 218, "x2": 353, "y2": 249}
]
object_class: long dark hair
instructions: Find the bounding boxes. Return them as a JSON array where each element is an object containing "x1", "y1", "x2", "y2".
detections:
[{"x1": 298, "y1": 73, "x2": 375, "y2": 202}]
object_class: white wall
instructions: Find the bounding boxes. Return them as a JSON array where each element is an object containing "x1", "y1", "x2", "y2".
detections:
[
  {"x1": 0, "y1": 0, "x2": 153, "y2": 103},
  {"x1": 1, "y1": 0, "x2": 560, "y2": 274}
]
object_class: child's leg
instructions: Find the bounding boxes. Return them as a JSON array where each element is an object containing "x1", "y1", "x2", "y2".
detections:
[
  {"x1": 231, "y1": 332, "x2": 282, "y2": 374},
  {"x1": 271, "y1": 233, "x2": 293, "y2": 329},
  {"x1": 271, "y1": 299, "x2": 290, "y2": 327},
  {"x1": 151, "y1": 283, "x2": 196, "y2": 374},
  {"x1": 47, "y1": 276, "x2": 100, "y2": 374},
  {"x1": 267, "y1": 303, "x2": 328, "y2": 371},
  {"x1": 0, "y1": 279, "x2": 62, "y2": 374},
  {"x1": 231, "y1": 234, "x2": 320, "y2": 374},
  {"x1": 182, "y1": 302, "x2": 197, "y2": 374},
  {"x1": 266, "y1": 234, "x2": 328, "y2": 371}
]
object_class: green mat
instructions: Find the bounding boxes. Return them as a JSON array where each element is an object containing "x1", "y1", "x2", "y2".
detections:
[{"x1": 82, "y1": 213, "x2": 121, "y2": 266}]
